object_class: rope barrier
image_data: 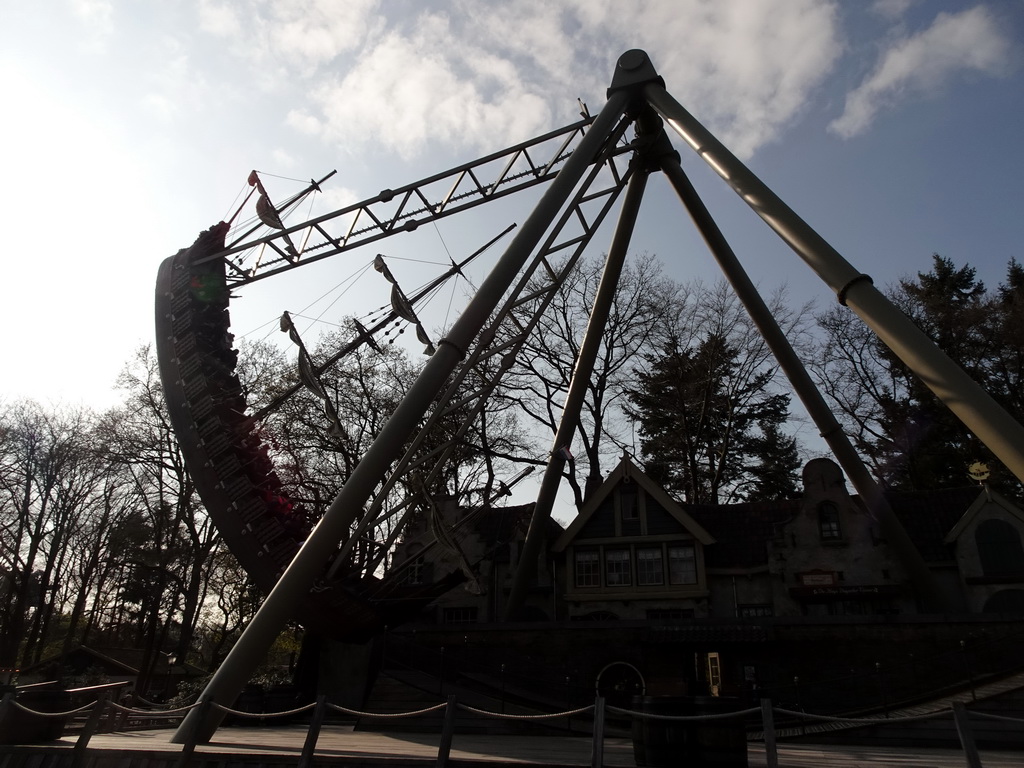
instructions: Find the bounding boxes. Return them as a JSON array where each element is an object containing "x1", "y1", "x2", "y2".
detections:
[
  {"x1": 772, "y1": 706, "x2": 952, "y2": 724},
  {"x1": 136, "y1": 695, "x2": 196, "y2": 708},
  {"x1": 605, "y1": 705, "x2": 761, "y2": 722},
  {"x1": 456, "y1": 703, "x2": 595, "y2": 720},
  {"x1": 6, "y1": 680, "x2": 1021, "y2": 749},
  {"x1": 107, "y1": 700, "x2": 199, "y2": 717},
  {"x1": 210, "y1": 701, "x2": 318, "y2": 718},
  {"x1": 326, "y1": 702, "x2": 448, "y2": 718},
  {"x1": 8, "y1": 700, "x2": 97, "y2": 718}
]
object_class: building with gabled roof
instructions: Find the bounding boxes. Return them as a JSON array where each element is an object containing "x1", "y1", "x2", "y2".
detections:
[
  {"x1": 397, "y1": 454, "x2": 1024, "y2": 625},
  {"x1": 380, "y1": 454, "x2": 1024, "y2": 707},
  {"x1": 552, "y1": 454, "x2": 716, "y2": 621}
]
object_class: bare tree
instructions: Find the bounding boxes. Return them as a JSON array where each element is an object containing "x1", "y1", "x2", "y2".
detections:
[
  {"x1": 97, "y1": 345, "x2": 220, "y2": 691},
  {"x1": 255, "y1": 324, "x2": 528, "y2": 574},
  {"x1": 0, "y1": 400, "x2": 110, "y2": 667},
  {"x1": 492, "y1": 254, "x2": 686, "y2": 509}
]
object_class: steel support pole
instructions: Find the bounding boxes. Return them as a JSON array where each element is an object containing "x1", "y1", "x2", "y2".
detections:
[
  {"x1": 658, "y1": 151, "x2": 951, "y2": 612},
  {"x1": 504, "y1": 159, "x2": 651, "y2": 620},
  {"x1": 644, "y1": 76, "x2": 1024, "y2": 486},
  {"x1": 171, "y1": 87, "x2": 631, "y2": 744}
]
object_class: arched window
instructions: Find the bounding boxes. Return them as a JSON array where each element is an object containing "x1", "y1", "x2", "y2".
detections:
[
  {"x1": 818, "y1": 502, "x2": 842, "y2": 541},
  {"x1": 976, "y1": 519, "x2": 1024, "y2": 576}
]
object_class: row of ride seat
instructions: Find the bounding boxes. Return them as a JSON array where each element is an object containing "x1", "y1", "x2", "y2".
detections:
[
  {"x1": 157, "y1": 223, "x2": 309, "y2": 586},
  {"x1": 155, "y1": 223, "x2": 456, "y2": 639}
]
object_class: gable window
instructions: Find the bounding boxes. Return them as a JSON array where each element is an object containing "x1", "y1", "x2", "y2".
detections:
[
  {"x1": 976, "y1": 519, "x2": 1024, "y2": 576},
  {"x1": 818, "y1": 502, "x2": 842, "y2": 541},
  {"x1": 404, "y1": 554, "x2": 425, "y2": 585},
  {"x1": 668, "y1": 543, "x2": 697, "y2": 585},
  {"x1": 620, "y1": 483, "x2": 639, "y2": 520},
  {"x1": 442, "y1": 606, "x2": 478, "y2": 624},
  {"x1": 637, "y1": 547, "x2": 665, "y2": 586},
  {"x1": 605, "y1": 549, "x2": 632, "y2": 586},
  {"x1": 575, "y1": 549, "x2": 600, "y2": 587}
]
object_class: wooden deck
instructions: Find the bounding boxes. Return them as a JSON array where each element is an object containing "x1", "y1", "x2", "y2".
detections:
[{"x1": 1, "y1": 724, "x2": 1022, "y2": 768}]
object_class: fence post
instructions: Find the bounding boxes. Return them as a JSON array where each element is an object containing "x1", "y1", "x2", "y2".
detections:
[
  {"x1": 793, "y1": 676, "x2": 806, "y2": 736},
  {"x1": 590, "y1": 696, "x2": 605, "y2": 768},
  {"x1": 71, "y1": 693, "x2": 109, "y2": 768},
  {"x1": 298, "y1": 695, "x2": 328, "y2": 768},
  {"x1": 176, "y1": 696, "x2": 212, "y2": 768},
  {"x1": 435, "y1": 694, "x2": 457, "y2": 768},
  {"x1": 760, "y1": 698, "x2": 778, "y2": 768},
  {"x1": 113, "y1": 692, "x2": 134, "y2": 732},
  {"x1": 952, "y1": 701, "x2": 983, "y2": 768}
]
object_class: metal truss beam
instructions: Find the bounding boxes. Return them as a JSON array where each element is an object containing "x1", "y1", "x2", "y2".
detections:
[{"x1": 205, "y1": 118, "x2": 638, "y2": 286}]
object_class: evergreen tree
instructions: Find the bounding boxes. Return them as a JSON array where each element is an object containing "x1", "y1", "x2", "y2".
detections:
[
  {"x1": 816, "y1": 255, "x2": 1024, "y2": 496},
  {"x1": 626, "y1": 333, "x2": 798, "y2": 504}
]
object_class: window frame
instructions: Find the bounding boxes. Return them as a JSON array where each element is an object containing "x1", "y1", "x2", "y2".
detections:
[
  {"x1": 442, "y1": 606, "x2": 478, "y2": 624},
  {"x1": 636, "y1": 546, "x2": 665, "y2": 586},
  {"x1": 574, "y1": 549, "x2": 601, "y2": 588},
  {"x1": 604, "y1": 548, "x2": 632, "y2": 587},
  {"x1": 818, "y1": 501, "x2": 843, "y2": 541},
  {"x1": 668, "y1": 542, "x2": 697, "y2": 585},
  {"x1": 620, "y1": 483, "x2": 640, "y2": 521}
]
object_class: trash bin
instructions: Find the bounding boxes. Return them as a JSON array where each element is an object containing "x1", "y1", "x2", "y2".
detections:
[
  {"x1": 631, "y1": 695, "x2": 748, "y2": 768},
  {"x1": 631, "y1": 696, "x2": 691, "y2": 767},
  {"x1": 690, "y1": 696, "x2": 748, "y2": 767}
]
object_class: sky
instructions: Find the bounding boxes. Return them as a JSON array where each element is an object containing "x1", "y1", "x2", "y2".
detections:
[{"x1": 2, "y1": 1, "x2": 1023, "y2": 459}]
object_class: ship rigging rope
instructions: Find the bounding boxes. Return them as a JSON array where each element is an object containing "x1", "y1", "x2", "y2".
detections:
[
  {"x1": 443, "y1": 270, "x2": 459, "y2": 331},
  {"x1": 244, "y1": 259, "x2": 374, "y2": 343}
]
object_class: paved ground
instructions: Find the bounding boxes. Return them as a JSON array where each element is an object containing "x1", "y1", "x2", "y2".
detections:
[{"x1": 43, "y1": 725, "x2": 1022, "y2": 767}]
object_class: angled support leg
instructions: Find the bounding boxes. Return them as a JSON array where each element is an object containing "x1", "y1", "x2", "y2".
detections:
[
  {"x1": 505, "y1": 154, "x2": 651, "y2": 620},
  {"x1": 644, "y1": 74, "x2": 1024, "y2": 486},
  {"x1": 172, "y1": 85, "x2": 633, "y2": 745},
  {"x1": 658, "y1": 148, "x2": 952, "y2": 612}
]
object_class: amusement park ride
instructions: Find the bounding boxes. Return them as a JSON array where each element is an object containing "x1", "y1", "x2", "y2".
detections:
[{"x1": 156, "y1": 50, "x2": 1024, "y2": 741}]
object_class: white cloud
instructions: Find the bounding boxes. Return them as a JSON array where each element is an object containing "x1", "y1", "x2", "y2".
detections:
[
  {"x1": 197, "y1": 0, "x2": 243, "y2": 38},
  {"x1": 70, "y1": 0, "x2": 115, "y2": 43},
  {"x1": 265, "y1": 0, "x2": 842, "y2": 160},
  {"x1": 139, "y1": 41, "x2": 212, "y2": 122},
  {"x1": 187, "y1": 0, "x2": 841, "y2": 160},
  {"x1": 286, "y1": 109, "x2": 323, "y2": 135},
  {"x1": 635, "y1": 0, "x2": 843, "y2": 157},
  {"x1": 271, "y1": 148, "x2": 299, "y2": 168},
  {"x1": 306, "y1": 14, "x2": 554, "y2": 160},
  {"x1": 267, "y1": 0, "x2": 383, "y2": 71},
  {"x1": 202, "y1": 0, "x2": 384, "y2": 79},
  {"x1": 830, "y1": 6, "x2": 1013, "y2": 138}
]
